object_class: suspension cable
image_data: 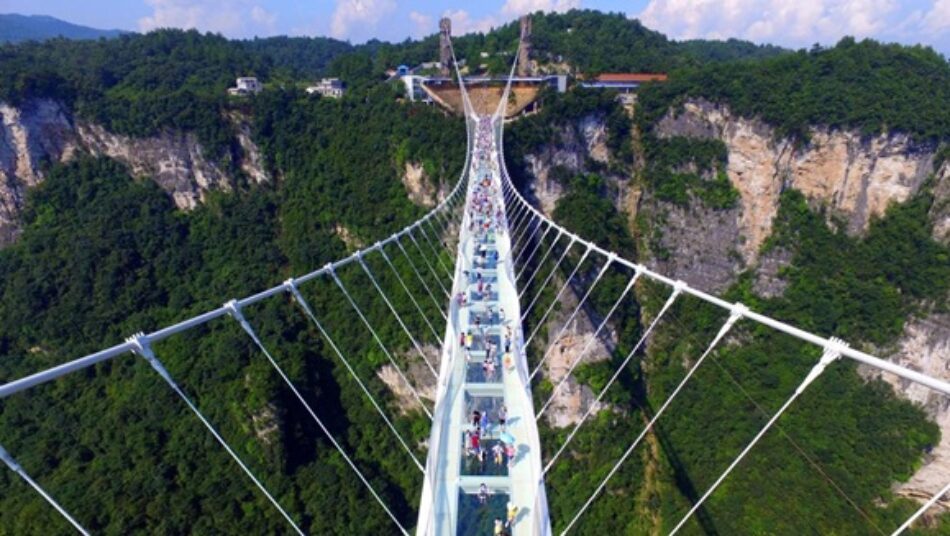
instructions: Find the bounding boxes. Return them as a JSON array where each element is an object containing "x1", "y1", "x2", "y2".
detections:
[
  {"x1": 525, "y1": 247, "x2": 593, "y2": 346},
  {"x1": 0, "y1": 444, "x2": 90, "y2": 535},
  {"x1": 395, "y1": 238, "x2": 448, "y2": 319},
  {"x1": 358, "y1": 253, "x2": 439, "y2": 379},
  {"x1": 531, "y1": 256, "x2": 615, "y2": 387},
  {"x1": 892, "y1": 481, "x2": 950, "y2": 535},
  {"x1": 329, "y1": 268, "x2": 434, "y2": 420},
  {"x1": 380, "y1": 247, "x2": 443, "y2": 341},
  {"x1": 285, "y1": 282, "x2": 425, "y2": 472},
  {"x1": 127, "y1": 334, "x2": 305, "y2": 535},
  {"x1": 559, "y1": 305, "x2": 745, "y2": 534},
  {"x1": 520, "y1": 236, "x2": 577, "y2": 313},
  {"x1": 225, "y1": 296, "x2": 411, "y2": 535},
  {"x1": 544, "y1": 283, "x2": 683, "y2": 475},
  {"x1": 518, "y1": 230, "x2": 565, "y2": 298},
  {"x1": 406, "y1": 232, "x2": 451, "y2": 298},
  {"x1": 668, "y1": 340, "x2": 846, "y2": 535},
  {"x1": 514, "y1": 223, "x2": 552, "y2": 281},
  {"x1": 415, "y1": 224, "x2": 455, "y2": 281},
  {"x1": 534, "y1": 266, "x2": 636, "y2": 417}
]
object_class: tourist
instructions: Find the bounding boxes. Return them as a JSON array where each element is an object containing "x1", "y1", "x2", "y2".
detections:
[
  {"x1": 492, "y1": 442, "x2": 504, "y2": 466},
  {"x1": 498, "y1": 406, "x2": 508, "y2": 431},
  {"x1": 478, "y1": 483, "x2": 489, "y2": 505},
  {"x1": 506, "y1": 503, "x2": 519, "y2": 528}
]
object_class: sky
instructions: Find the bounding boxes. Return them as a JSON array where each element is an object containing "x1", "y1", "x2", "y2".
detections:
[{"x1": 1, "y1": 0, "x2": 948, "y2": 55}]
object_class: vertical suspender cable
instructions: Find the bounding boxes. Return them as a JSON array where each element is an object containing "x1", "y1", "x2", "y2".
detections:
[
  {"x1": 224, "y1": 298, "x2": 411, "y2": 535},
  {"x1": 127, "y1": 334, "x2": 305, "y2": 536},
  {"x1": 285, "y1": 284, "x2": 425, "y2": 472},
  {"x1": 667, "y1": 340, "x2": 846, "y2": 535},
  {"x1": 0, "y1": 444, "x2": 90, "y2": 535},
  {"x1": 380, "y1": 247, "x2": 443, "y2": 341}
]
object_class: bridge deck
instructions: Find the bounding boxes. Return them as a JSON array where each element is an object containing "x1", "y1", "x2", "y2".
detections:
[{"x1": 417, "y1": 116, "x2": 550, "y2": 535}]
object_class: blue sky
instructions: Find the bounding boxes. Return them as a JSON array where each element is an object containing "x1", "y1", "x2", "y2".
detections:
[{"x1": 2, "y1": 0, "x2": 948, "y2": 54}]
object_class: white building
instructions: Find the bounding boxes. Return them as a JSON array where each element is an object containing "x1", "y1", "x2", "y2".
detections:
[
  {"x1": 306, "y1": 78, "x2": 345, "y2": 98},
  {"x1": 227, "y1": 77, "x2": 262, "y2": 96}
]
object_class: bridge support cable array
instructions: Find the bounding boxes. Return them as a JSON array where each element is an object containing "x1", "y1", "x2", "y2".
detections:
[
  {"x1": 395, "y1": 238, "x2": 450, "y2": 319},
  {"x1": 127, "y1": 334, "x2": 306, "y2": 536},
  {"x1": 533, "y1": 268, "x2": 639, "y2": 417},
  {"x1": 519, "y1": 236, "x2": 578, "y2": 315},
  {"x1": 541, "y1": 282, "x2": 682, "y2": 476},
  {"x1": 359, "y1": 254, "x2": 440, "y2": 379},
  {"x1": 893, "y1": 480, "x2": 950, "y2": 535},
  {"x1": 224, "y1": 297, "x2": 412, "y2": 535},
  {"x1": 286, "y1": 280, "x2": 426, "y2": 472},
  {"x1": 668, "y1": 339, "x2": 846, "y2": 534},
  {"x1": 517, "y1": 230, "x2": 565, "y2": 300},
  {"x1": 529, "y1": 257, "x2": 615, "y2": 391},
  {"x1": 380, "y1": 247, "x2": 444, "y2": 342},
  {"x1": 524, "y1": 248, "x2": 593, "y2": 346},
  {"x1": 514, "y1": 223, "x2": 552, "y2": 282},
  {"x1": 0, "y1": 444, "x2": 90, "y2": 535},
  {"x1": 557, "y1": 304, "x2": 746, "y2": 534},
  {"x1": 330, "y1": 268, "x2": 435, "y2": 420},
  {"x1": 407, "y1": 231, "x2": 452, "y2": 297}
]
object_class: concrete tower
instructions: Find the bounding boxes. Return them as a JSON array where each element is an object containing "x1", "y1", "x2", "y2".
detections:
[
  {"x1": 439, "y1": 17, "x2": 452, "y2": 77},
  {"x1": 518, "y1": 15, "x2": 533, "y2": 76}
]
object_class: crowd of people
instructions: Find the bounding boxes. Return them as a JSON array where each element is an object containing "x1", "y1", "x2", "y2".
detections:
[{"x1": 464, "y1": 117, "x2": 521, "y2": 535}]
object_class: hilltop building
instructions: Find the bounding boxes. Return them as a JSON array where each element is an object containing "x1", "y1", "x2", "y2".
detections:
[
  {"x1": 579, "y1": 73, "x2": 668, "y2": 92},
  {"x1": 227, "y1": 77, "x2": 262, "y2": 96},
  {"x1": 306, "y1": 78, "x2": 345, "y2": 98}
]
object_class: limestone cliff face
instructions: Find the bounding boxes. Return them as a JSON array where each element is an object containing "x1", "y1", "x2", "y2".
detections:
[
  {"x1": 522, "y1": 113, "x2": 616, "y2": 217},
  {"x1": 0, "y1": 98, "x2": 269, "y2": 247},
  {"x1": 656, "y1": 99, "x2": 944, "y2": 265},
  {"x1": 863, "y1": 315, "x2": 950, "y2": 509},
  {"x1": 402, "y1": 161, "x2": 437, "y2": 207}
]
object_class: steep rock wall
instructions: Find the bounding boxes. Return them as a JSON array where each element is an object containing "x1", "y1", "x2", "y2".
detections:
[
  {"x1": 656, "y1": 99, "x2": 944, "y2": 264},
  {"x1": 0, "y1": 98, "x2": 268, "y2": 247}
]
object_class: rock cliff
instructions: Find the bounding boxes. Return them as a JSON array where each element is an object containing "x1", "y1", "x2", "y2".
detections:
[
  {"x1": 0, "y1": 98, "x2": 268, "y2": 247},
  {"x1": 656, "y1": 99, "x2": 946, "y2": 265}
]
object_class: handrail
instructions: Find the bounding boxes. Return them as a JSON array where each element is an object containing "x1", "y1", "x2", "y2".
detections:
[
  {"x1": 0, "y1": 112, "x2": 471, "y2": 400},
  {"x1": 494, "y1": 107, "x2": 950, "y2": 397}
]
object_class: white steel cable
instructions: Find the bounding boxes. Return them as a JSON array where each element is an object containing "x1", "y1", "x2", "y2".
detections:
[
  {"x1": 379, "y1": 247, "x2": 443, "y2": 341},
  {"x1": 559, "y1": 305, "x2": 746, "y2": 534},
  {"x1": 330, "y1": 270, "x2": 432, "y2": 421},
  {"x1": 416, "y1": 224, "x2": 455, "y2": 281},
  {"x1": 514, "y1": 222, "x2": 550, "y2": 280},
  {"x1": 892, "y1": 480, "x2": 950, "y2": 535},
  {"x1": 226, "y1": 295, "x2": 411, "y2": 535},
  {"x1": 513, "y1": 214, "x2": 542, "y2": 254},
  {"x1": 127, "y1": 334, "x2": 305, "y2": 536},
  {"x1": 395, "y1": 238, "x2": 448, "y2": 320},
  {"x1": 531, "y1": 257, "x2": 616, "y2": 391},
  {"x1": 520, "y1": 237, "x2": 578, "y2": 315},
  {"x1": 545, "y1": 284, "x2": 684, "y2": 475},
  {"x1": 407, "y1": 232, "x2": 451, "y2": 298},
  {"x1": 518, "y1": 230, "x2": 565, "y2": 299},
  {"x1": 358, "y1": 254, "x2": 439, "y2": 379},
  {"x1": 668, "y1": 340, "x2": 846, "y2": 535},
  {"x1": 0, "y1": 444, "x2": 90, "y2": 535},
  {"x1": 533, "y1": 268, "x2": 638, "y2": 411},
  {"x1": 285, "y1": 283, "x2": 425, "y2": 472},
  {"x1": 328, "y1": 268, "x2": 434, "y2": 421},
  {"x1": 225, "y1": 300, "x2": 411, "y2": 533},
  {"x1": 525, "y1": 247, "x2": 593, "y2": 345}
]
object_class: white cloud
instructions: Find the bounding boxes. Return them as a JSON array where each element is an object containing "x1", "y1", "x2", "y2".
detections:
[
  {"x1": 923, "y1": 0, "x2": 950, "y2": 34},
  {"x1": 638, "y1": 0, "x2": 902, "y2": 48},
  {"x1": 442, "y1": 9, "x2": 499, "y2": 36},
  {"x1": 330, "y1": 0, "x2": 397, "y2": 41},
  {"x1": 138, "y1": 0, "x2": 277, "y2": 37},
  {"x1": 501, "y1": 0, "x2": 581, "y2": 18},
  {"x1": 409, "y1": 10, "x2": 434, "y2": 38}
]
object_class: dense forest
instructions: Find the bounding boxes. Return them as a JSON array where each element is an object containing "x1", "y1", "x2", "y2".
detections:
[{"x1": 0, "y1": 7, "x2": 949, "y2": 535}]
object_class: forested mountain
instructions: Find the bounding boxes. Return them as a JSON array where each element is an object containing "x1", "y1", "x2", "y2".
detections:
[
  {"x1": 0, "y1": 8, "x2": 948, "y2": 535},
  {"x1": 0, "y1": 14, "x2": 125, "y2": 43}
]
